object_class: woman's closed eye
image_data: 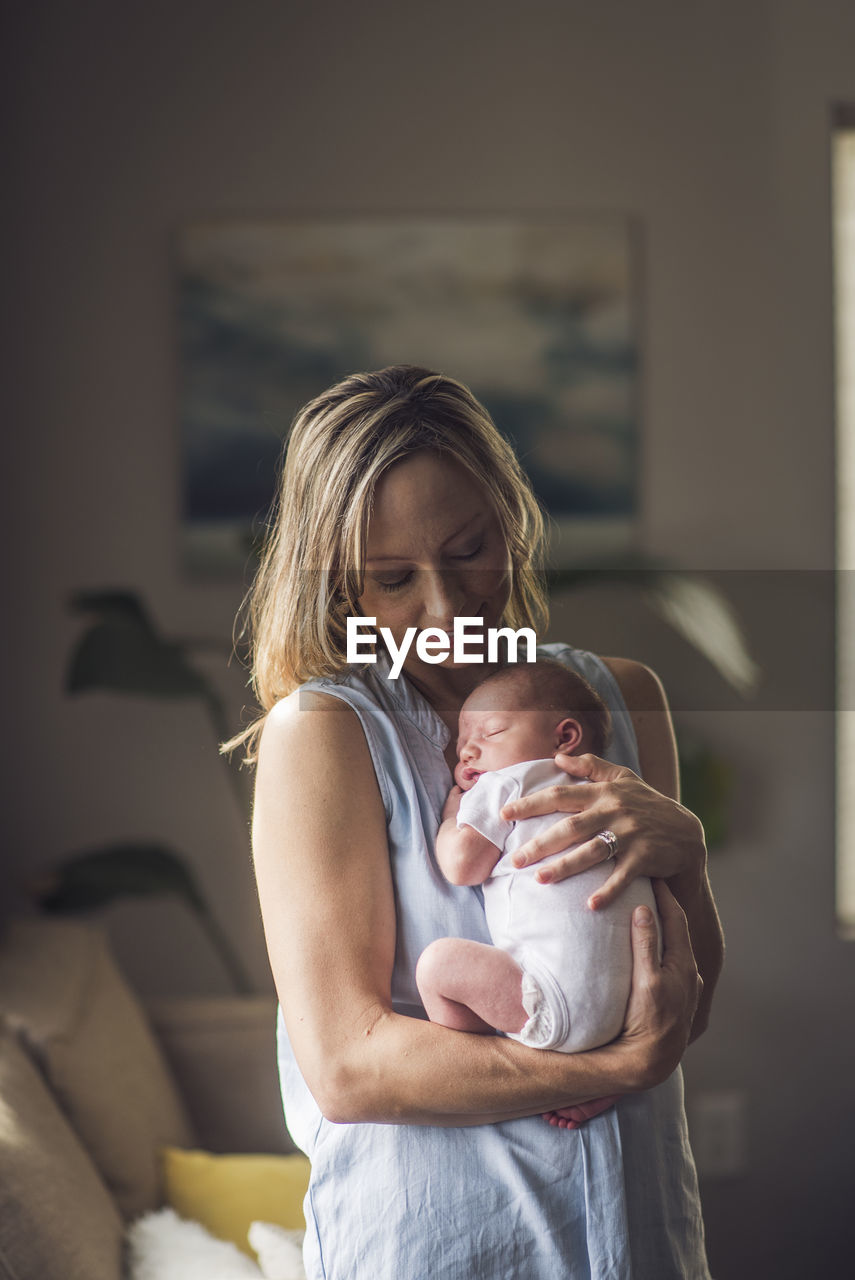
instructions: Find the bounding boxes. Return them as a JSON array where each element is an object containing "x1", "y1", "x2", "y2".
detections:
[
  {"x1": 452, "y1": 541, "x2": 484, "y2": 562},
  {"x1": 376, "y1": 572, "x2": 414, "y2": 593},
  {"x1": 372, "y1": 542, "x2": 483, "y2": 592}
]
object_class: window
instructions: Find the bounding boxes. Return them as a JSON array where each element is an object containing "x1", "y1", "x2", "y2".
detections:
[{"x1": 834, "y1": 106, "x2": 855, "y2": 937}]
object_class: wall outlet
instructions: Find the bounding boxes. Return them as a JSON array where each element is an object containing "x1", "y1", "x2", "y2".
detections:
[{"x1": 688, "y1": 1088, "x2": 748, "y2": 1178}]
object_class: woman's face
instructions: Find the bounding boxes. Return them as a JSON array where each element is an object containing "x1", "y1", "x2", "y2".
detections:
[{"x1": 357, "y1": 450, "x2": 512, "y2": 676}]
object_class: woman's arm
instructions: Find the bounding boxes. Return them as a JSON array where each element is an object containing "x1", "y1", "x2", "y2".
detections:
[
  {"x1": 251, "y1": 688, "x2": 700, "y2": 1125},
  {"x1": 604, "y1": 658, "x2": 724, "y2": 1041}
]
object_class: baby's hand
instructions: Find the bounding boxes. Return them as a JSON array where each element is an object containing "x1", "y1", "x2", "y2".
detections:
[{"x1": 442, "y1": 785, "x2": 464, "y2": 823}]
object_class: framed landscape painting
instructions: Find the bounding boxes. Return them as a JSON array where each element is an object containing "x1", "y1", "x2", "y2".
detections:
[{"x1": 176, "y1": 216, "x2": 640, "y2": 574}]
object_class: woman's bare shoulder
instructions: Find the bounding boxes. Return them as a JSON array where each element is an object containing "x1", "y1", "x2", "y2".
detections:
[
  {"x1": 258, "y1": 686, "x2": 365, "y2": 756},
  {"x1": 254, "y1": 685, "x2": 382, "y2": 816},
  {"x1": 253, "y1": 685, "x2": 386, "y2": 868},
  {"x1": 599, "y1": 657, "x2": 677, "y2": 798},
  {"x1": 599, "y1": 656, "x2": 669, "y2": 714}
]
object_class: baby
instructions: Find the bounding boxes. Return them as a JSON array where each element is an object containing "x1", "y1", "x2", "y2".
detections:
[{"x1": 416, "y1": 659, "x2": 660, "y2": 1066}]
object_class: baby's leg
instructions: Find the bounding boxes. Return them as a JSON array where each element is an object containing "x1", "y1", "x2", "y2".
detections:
[{"x1": 416, "y1": 938, "x2": 528, "y2": 1034}]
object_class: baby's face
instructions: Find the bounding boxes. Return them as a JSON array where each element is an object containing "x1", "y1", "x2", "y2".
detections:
[{"x1": 454, "y1": 685, "x2": 570, "y2": 790}]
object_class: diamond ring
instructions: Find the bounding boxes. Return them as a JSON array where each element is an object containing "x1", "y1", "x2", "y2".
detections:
[{"x1": 595, "y1": 829, "x2": 619, "y2": 860}]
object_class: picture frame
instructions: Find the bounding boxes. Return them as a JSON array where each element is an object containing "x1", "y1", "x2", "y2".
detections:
[{"x1": 176, "y1": 215, "x2": 641, "y2": 574}]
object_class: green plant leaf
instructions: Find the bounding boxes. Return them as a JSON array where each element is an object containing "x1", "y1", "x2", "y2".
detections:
[
  {"x1": 644, "y1": 576, "x2": 760, "y2": 696},
  {"x1": 677, "y1": 740, "x2": 734, "y2": 850},
  {"x1": 68, "y1": 589, "x2": 155, "y2": 629},
  {"x1": 547, "y1": 562, "x2": 760, "y2": 696},
  {"x1": 31, "y1": 843, "x2": 209, "y2": 914},
  {"x1": 31, "y1": 844, "x2": 254, "y2": 993},
  {"x1": 66, "y1": 619, "x2": 212, "y2": 698}
]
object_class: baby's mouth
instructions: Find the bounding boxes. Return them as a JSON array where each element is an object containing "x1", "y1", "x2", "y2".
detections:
[{"x1": 460, "y1": 766, "x2": 482, "y2": 784}]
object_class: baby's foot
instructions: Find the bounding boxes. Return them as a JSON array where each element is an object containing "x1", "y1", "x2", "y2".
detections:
[{"x1": 542, "y1": 1095, "x2": 623, "y2": 1129}]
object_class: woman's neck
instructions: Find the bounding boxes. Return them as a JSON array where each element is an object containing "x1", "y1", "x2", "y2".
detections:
[{"x1": 403, "y1": 660, "x2": 503, "y2": 732}]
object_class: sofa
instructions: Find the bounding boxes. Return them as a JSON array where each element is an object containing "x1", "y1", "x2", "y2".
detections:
[{"x1": 0, "y1": 916, "x2": 300, "y2": 1280}]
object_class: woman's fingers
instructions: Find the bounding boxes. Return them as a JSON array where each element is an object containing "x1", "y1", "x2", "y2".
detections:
[
  {"x1": 584, "y1": 856, "x2": 637, "y2": 909},
  {"x1": 501, "y1": 780, "x2": 594, "y2": 825},
  {"x1": 502, "y1": 755, "x2": 636, "y2": 871},
  {"x1": 501, "y1": 754, "x2": 636, "y2": 825},
  {"x1": 528, "y1": 831, "x2": 620, "y2": 883},
  {"x1": 554, "y1": 752, "x2": 639, "y2": 785},
  {"x1": 509, "y1": 798, "x2": 625, "y2": 870},
  {"x1": 630, "y1": 902, "x2": 660, "y2": 972},
  {"x1": 621, "y1": 880, "x2": 702, "y2": 1083},
  {"x1": 502, "y1": 752, "x2": 706, "y2": 895},
  {"x1": 653, "y1": 878, "x2": 699, "y2": 979},
  {"x1": 514, "y1": 818, "x2": 605, "y2": 871},
  {"x1": 643, "y1": 880, "x2": 703, "y2": 1026}
]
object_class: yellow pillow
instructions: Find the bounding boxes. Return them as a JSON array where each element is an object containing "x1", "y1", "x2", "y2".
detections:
[{"x1": 160, "y1": 1147, "x2": 311, "y2": 1256}]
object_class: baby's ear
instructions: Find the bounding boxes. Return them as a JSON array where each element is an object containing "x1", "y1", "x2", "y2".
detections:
[{"x1": 555, "y1": 717, "x2": 584, "y2": 754}]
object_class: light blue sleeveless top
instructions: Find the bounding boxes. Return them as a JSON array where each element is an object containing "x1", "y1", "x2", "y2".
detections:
[{"x1": 276, "y1": 644, "x2": 710, "y2": 1279}]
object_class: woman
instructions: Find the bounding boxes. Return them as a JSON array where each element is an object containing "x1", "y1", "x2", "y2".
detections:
[{"x1": 233, "y1": 365, "x2": 722, "y2": 1279}]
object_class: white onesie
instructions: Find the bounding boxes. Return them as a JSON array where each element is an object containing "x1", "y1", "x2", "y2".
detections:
[{"x1": 457, "y1": 759, "x2": 660, "y2": 1054}]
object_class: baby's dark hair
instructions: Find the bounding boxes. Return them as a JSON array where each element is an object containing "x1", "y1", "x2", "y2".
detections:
[{"x1": 476, "y1": 658, "x2": 612, "y2": 756}]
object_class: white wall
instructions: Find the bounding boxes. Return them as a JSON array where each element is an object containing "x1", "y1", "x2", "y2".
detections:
[{"x1": 4, "y1": 1, "x2": 854, "y2": 1273}]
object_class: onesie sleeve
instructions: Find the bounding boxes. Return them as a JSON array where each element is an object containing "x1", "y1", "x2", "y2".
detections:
[{"x1": 457, "y1": 771, "x2": 519, "y2": 848}]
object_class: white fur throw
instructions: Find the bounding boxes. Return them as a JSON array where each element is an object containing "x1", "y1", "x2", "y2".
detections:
[
  {"x1": 248, "y1": 1221, "x2": 307, "y2": 1280},
  {"x1": 126, "y1": 1210, "x2": 306, "y2": 1280}
]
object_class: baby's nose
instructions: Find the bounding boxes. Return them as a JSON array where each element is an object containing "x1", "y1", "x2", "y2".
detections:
[{"x1": 459, "y1": 741, "x2": 477, "y2": 763}]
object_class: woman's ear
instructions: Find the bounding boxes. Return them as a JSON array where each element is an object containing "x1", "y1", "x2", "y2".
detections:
[{"x1": 554, "y1": 717, "x2": 584, "y2": 754}]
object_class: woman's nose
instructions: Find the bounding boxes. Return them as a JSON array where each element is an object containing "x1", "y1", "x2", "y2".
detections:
[{"x1": 421, "y1": 570, "x2": 467, "y2": 629}]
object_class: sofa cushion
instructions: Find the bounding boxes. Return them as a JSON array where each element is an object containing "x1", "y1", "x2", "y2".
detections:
[
  {"x1": 145, "y1": 996, "x2": 298, "y2": 1155},
  {"x1": 161, "y1": 1147, "x2": 311, "y2": 1256},
  {"x1": 0, "y1": 1025, "x2": 124, "y2": 1280},
  {"x1": 0, "y1": 918, "x2": 197, "y2": 1221}
]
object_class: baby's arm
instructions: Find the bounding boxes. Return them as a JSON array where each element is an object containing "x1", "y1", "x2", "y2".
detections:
[{"x1": 435, "y1": 785, "x2": 503, "y2": 886}]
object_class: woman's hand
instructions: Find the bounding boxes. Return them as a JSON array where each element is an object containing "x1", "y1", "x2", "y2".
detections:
[
  {"x1": 546, "y1": 879, "x2": 701, "y2": 1120},
  {"x1": 500, "y1": 752, "x2": 706, "y2": 910},
  {"x1": 616, "y1": 879, "x2": 703, "y2": 1087}
]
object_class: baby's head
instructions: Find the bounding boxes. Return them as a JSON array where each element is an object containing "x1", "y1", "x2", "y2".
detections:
[{"x1": 454, "y1": 660, "x2": 611, "y2": 790}]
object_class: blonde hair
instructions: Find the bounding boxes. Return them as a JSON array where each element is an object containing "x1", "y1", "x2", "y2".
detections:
[{"x1": 225, "y1": 365, "x2": 549, "y2": 762}]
